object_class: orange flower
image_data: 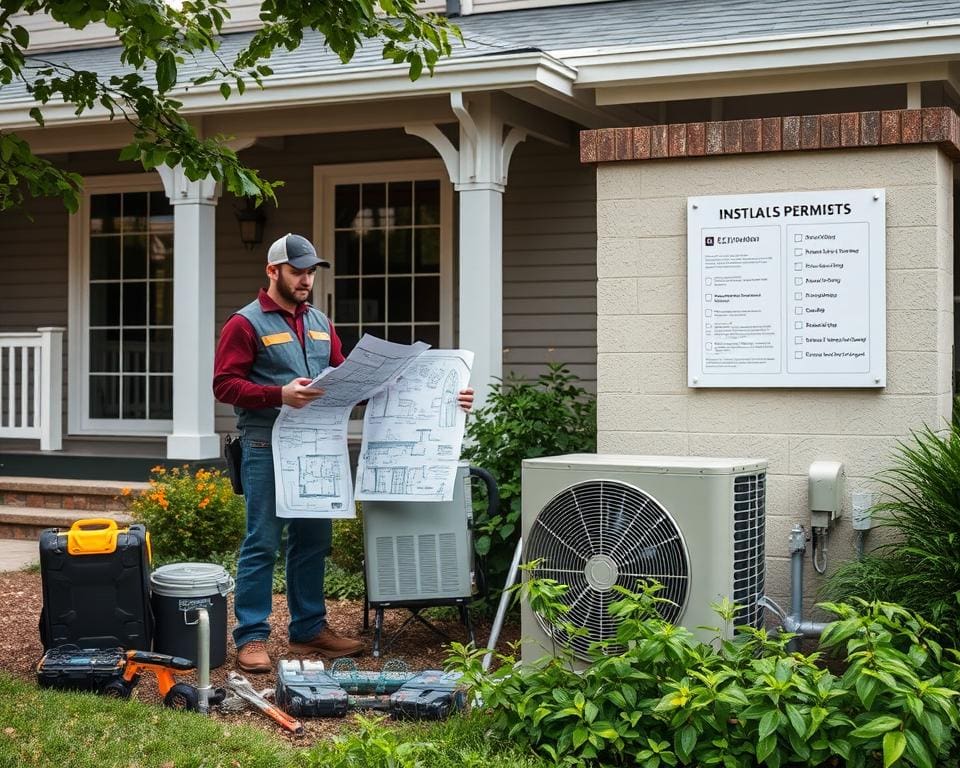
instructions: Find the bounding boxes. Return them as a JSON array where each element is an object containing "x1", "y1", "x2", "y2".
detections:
[{"x1": 121, "y1": 487, "x2": 131, "y2": 496}]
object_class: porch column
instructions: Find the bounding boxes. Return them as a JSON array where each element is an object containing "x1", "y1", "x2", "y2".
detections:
[
  {"x1": 157, "y1": 166, "x2": 221, "y2": 459},
  {"x1": 406, "y1": 92, "x2": 526, "y2": 407}
]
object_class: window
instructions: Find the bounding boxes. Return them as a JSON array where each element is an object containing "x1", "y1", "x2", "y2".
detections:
[
  {"x1": 69, "y1": 176, "x2": 174, "y2": 434},
  {"x1": 314, "y1": 161, "x2": 453, "y2": 354}
]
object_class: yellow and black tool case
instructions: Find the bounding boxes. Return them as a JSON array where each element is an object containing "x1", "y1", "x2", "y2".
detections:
[{"x1": 38, "y1": 518, "x2": 153, "y2": 651}]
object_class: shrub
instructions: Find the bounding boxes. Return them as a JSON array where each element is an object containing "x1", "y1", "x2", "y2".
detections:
[
  {"x1": 462, "y1": 363, "x2": 596, "y2": 592},
  {"x1": 449, "y1": 579, "x2": 960, "y2": 768},
  {"x1": 822, "y1": 418, "x2": 960, "y2": 646},
  {"x1": 331, "y1": 504, "x2": 365, "y2": 575},
  {"x1": 127, "y1": 465, "x2": 245, "y2": 563}
]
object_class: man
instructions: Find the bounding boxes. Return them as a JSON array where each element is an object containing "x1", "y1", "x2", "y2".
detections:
[{"x1": 214, "y1": 233, "x2": 473, "y2": 673}]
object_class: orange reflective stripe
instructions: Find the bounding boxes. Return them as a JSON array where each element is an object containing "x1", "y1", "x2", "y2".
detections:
[
  {"x1": 308, "y1": 330, "x2": 330, "y2": 341},
  {"x1": 261, "y1": 332, "x2": 293, "y2": 347}
]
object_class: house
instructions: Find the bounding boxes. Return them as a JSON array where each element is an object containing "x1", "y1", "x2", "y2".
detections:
[{"x1": 1, "y1": 0, "x2": 959, "y2": 608}]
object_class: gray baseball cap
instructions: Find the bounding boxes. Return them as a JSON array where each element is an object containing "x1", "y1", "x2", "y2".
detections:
[{"x1": 267, "y1": 233, "x2": 330, "y2": 269}]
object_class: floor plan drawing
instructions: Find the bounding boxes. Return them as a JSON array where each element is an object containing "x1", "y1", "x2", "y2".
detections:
[
  {"x1": 273, "y1": 334, "x2": 431, "y2": 518},
  {"x1": 356, "y1": 349, "x2": 474, "y2": 503}
]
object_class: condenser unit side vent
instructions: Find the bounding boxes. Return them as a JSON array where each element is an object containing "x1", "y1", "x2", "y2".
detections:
[
  {"x1": 397, "y1": 535, "x2": 418, "y2": 595},
  {"x1": 732, "y1": 471, "x2": 766, "y2": 630},
  {"x1": 439, "y1": 532, "x2": 460, "y2": 591},
  {"x1": 376, "y1": 536, "x2": 397, "y2": 596},
  {"x1": 418, "y1": 534, "x2": 439, "y2": 593}
]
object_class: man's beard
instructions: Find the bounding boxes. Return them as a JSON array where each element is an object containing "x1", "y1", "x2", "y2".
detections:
[{"x1": 276, "y1": 279, "x2": 309, "y2": 305}]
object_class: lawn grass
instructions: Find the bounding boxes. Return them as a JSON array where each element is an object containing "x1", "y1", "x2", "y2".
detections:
[
  {"x1": 0, "y1": 672, "x2": 548, "y2": 768},
  {"x1": 0, "y1": 672, "x2": 294, "y2": 768}
]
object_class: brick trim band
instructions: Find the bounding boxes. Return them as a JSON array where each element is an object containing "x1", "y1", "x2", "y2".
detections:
[{"x1": 580, "y1": 107, "x2": 960, "y2": 164}]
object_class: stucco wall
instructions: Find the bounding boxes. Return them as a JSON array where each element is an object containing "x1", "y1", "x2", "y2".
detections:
[{"x1": 595, "y1": 145, "x2": 954, "y2": 612}]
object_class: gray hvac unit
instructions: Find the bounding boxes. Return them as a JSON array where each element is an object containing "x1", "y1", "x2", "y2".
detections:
[
  {"x1": 362, "y1": 461, "x2": 475, "y2": 656},
  {"x1": 520, "y1": 454, "x2": 767, "y2": 663}
]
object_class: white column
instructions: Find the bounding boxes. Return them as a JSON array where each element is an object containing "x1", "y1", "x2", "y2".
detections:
[
  {"x1": 38, "y1": 326, "x2": 64, "y2": 451},
  {"x1": 158, "y1": 166, "x2": 222, "y2": 459},
  {"x1": 405, "y1": 92, "x2": 526, "y2": 407}
]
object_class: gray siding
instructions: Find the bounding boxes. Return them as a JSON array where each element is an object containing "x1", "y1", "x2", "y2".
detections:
[{"x1": 503, "y1": 140, "x2": 598, "y2": 388}]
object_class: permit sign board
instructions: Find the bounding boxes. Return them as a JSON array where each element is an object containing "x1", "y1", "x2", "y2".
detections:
[{"x1": 687, "y1": 188, "x2": 886, "y2": 388}]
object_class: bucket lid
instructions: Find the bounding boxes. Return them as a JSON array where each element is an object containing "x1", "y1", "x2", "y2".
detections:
[{"x1": 151, "y1": 562, "x2": 235, "y2": 598}]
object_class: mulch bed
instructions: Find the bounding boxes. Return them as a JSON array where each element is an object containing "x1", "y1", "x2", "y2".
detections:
[{"x1": 0, "y1": 569, "x2": 518, "y2": 744}]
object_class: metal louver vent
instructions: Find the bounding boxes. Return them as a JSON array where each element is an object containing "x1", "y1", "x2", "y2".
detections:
[
  {"x1": 732, "y1": 472, "x2": 766, "y2": 629},
  {"x1": 524, "y1": 479, "x2": 690, "y2": 660}
]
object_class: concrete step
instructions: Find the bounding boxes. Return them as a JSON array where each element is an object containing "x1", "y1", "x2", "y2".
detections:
[
  {"x1": 0, "y1": 476, "x2": 149, "y2": 513},
  {"x1": 0, "y1": 504, "x2": 135, "y2": 540},
  {"x1": 0, "y1": 538, "x2": 40, "y2": 571}
]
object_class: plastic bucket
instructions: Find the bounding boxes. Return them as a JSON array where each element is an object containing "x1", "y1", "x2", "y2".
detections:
[{"x1": 150, "y1": 563, "x2": 235, "y2": 669}]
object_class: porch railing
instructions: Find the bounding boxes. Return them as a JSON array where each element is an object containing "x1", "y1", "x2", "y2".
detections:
[{"x1": 0, "y1": 327, "x2": 64, "y2": 451}]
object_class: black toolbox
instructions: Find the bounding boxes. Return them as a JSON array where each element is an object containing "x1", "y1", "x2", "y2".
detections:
[
  {"x1": 275, "y1": 660, "x2": 350, "y2": 717},
  {"x1": 36, "y1": 645, "x2": 127, "y2": 694},
  {"x1": 39, "y1": 518, "x2": 153, "y2": 651}
]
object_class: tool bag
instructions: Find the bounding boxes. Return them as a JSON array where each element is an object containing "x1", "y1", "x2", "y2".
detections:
[{"x1": 38, "y1": 518, "x2": 153, "y2": 651}]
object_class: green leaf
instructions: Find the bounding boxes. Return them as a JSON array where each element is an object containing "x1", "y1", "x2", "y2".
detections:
[
  {"x1": 759, "y1": 710, "x2": 780, "y2": 741},
  {"x1": 756, "y1": 734, "x2": 777, "y2": 763},
  {"x1": 28, "y1": 107, "x2": 44, "y2": 127},
  {"x1": 851, "y1": 715, "x2": 903, "y2": 740},
  {"x1": 883, "y1": 731, "x2": 906, "y2": 768},
  {"x1": 408, "y1": 53, "x2": 423, "y2": 81},
  {"x1": 219, "y1": 82, "x2": 231, "y2": 100},
  {"x1": 11, "y1": 26, "x2": 29, "y2": 48},
  {"x1": 156, "y1": 51, "x2": 177, "y2": 92}
]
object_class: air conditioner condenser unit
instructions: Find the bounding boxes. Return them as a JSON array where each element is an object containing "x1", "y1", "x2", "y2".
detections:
[{"x1": 520, "y1": 454, "x2": 767, "y2": 663}]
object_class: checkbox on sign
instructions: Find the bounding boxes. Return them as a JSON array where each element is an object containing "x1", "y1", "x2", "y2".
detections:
[
  {"x1": 795, "y1": 307, "x2": 803, "y2": 315},
  {"x1": 794, "y1": 292, "x2": 802, "y2": 300},
  {"x1": 704, "y1": 294, "x2": 712, "y2": 302},
  {"x1": 795, "y1": 321, "x2": 803, "y2": 329},
  {"x1": 795, "y1": 277, "x2": 803, "y2": 286},
  {"x1": 795, "y1": 248, "x2": 803, "y2": 256},
  {"x1": 705, "y1": 308, "x2": 712, "y2": 317},
  {"x1": 704, "y1": 278, "x2": 713, "y2": 286},
  {"x1": 794, "y1": 261, "x2": 803, "y2": 271},
  {"x1": 794, "y1": 234, "x2": 803, "y2": 243},
  {"x1": 795, "y1": 351, "x2": 804, "y2": 359},
  {"x1": 795, "y1": 336, "x2": 803, "y2": 344},
  {"x1": 705, "y1": 342, "x2": 713, "y2": 351}
]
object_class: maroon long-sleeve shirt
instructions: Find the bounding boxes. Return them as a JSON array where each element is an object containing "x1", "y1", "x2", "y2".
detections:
[{"x1": 213, "y1": 288, "x2": 346, "y2": 409}]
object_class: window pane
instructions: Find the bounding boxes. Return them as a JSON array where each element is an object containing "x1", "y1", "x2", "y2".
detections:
[
  {"x1": 335, "y1": 277, "x2": 359, "y2": 323},
  {"x1": 150, "y1": 281, "x2": 173, "y2": 325},
  {"x1": 364, "y1": 324, "x2": 385, "y2": 341},
  {"x1": 414, "y1": 276, "x2": 440, "y2": 322},
  {"x1": 122, "y1": 375, "x2": 147, "y2": 419},
  {"x1": 123, "y1": 329, "x2": 147, "y2": 373},
  {"x1": 89, "y1": 329, "x2": 120, "y2": 372},
  {"x1": 335, "y1": 184, "x2": 360, "y2": 228},
  {"x1": 123, "y1": 235, "x2": 148, "y2": 279},
  {"x1": 386, "y1": 325, "x2": 411, "y2": 344},
  {"x1": 89, "y1": 376, "x2": 119, "y2": 418},
  {"x1": 149, "y1": 376, "x2": 172, "y2": 419},
  {"x1": 338, "y1": 325, "x2": 359, "y2": 353},
  {"x1": 387, "y1": 229, "x2": 412, "y2": 273},
  {"x1": 415, "y1": 180, "x2": 440, "y2": 225},
  {"x1": 414, "y1": 325, "x2": 440, "y2": 347},
  {"x1": 363, "y1": 183, "x2": 387, "y2": 228},
  {"x1": 90, "y1": 194, "x2": 120, "y2": 234},
  {"x1": 389, "y1": 181, "x2": 412, "y2": 227},
  {"x1": 414, "y1": 228, "x2": 440, "y2": 271},
  {"x1": 90, "y1": 283, "x2": 120, "y2": 326},
  {"x1": 362, "y1": 278, "x2": 385, "y2": 323},
  {"x1": 149, "y1": 191, "x2": 173, "y2": 234},
  {"x1": 388, "y1": 276, "x2": 412, "y2": 323},
  {"x1": 150, "y1": 329, "x2": 173, "y2": 372},
  {"x1": 335, "y1": 231, "x2": 360, "y2": 275},
  {"x1": 362, "y1": 230, "x2": 385, "y2": 275},
  {"x1": 122, "y1": 192, "x2": 148, "y2": 232},
  {"x1": 90, "y1": 238, "x2": 120, "y2": 280},
  {"x1": 123, "y1": 282, "x2": 147, "y2": 326},
  {"x1": 148, "y1": 233, "x2": 173, "y2": 279}
]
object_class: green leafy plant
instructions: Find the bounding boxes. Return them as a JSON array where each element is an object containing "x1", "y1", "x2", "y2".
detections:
[
  {"x1": 823, "y1": 419, "x2": 960, "y2": 646},
  {"x1": 331, "y1": 504, "x2": 365, "y2": 575},
  {"x1": 448, "y1": 577, "x2": 960, "y2": 768},
  {"x1": 127, "y1": 465, "x2": 245, "y2": 562},
  {"x1": 462, "y1": 364, "x2": 596, "y2": 591}
]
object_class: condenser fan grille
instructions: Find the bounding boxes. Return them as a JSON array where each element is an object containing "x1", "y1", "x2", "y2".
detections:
[{"x1": 524, "y1": 479, "x2": 689, "y2": 660}]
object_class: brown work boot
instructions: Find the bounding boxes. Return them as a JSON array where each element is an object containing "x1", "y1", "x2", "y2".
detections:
[
  {"x1": 237, "y1": 640, "x2": 272, "y2": 673},
  {"x1": 288, "y1": 626, "x2": 364, "y2": 658}
]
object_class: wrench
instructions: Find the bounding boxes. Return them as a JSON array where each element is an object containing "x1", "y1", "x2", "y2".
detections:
[{"x1": 227, "y1": 671, "x2": 304, "y2": 735}]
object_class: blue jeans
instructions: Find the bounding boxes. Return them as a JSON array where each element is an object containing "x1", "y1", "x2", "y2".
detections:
[{"x1": 233, "y1": 435, "x2": 333, "y2": 647}]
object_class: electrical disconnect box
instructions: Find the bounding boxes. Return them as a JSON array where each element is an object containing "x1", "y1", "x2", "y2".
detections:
[
  {"x1": 851, "y1": 490, "x2": 875, "y2": 531},
  {"x1": 808, "y1": 461, "x2": 845, "y2": 530}
]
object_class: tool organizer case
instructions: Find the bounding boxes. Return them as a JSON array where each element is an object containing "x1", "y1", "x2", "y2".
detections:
[
  {"x1": 39, "y1": 518, "x2": 153, "y2": 651},
  {"x1": 388, "y1": 671, "x2": 466, "y2": 720},
  {"x1": 275, "y1": 660, "x2": 350, "y2": 717},
  {"x1": 36, "y1": 645, "x2": 126, "y2": 693}
]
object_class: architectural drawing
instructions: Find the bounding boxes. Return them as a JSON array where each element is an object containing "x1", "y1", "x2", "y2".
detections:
[
  {"x1": 356, "y1": 349, "x2": 474, "y2": 502},
  {"x1": 273, "y1": 334, "x2": 430, "y2": 518}
]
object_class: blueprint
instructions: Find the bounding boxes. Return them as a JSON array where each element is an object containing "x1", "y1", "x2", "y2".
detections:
[
  {"x1": 273, "y1": 334, "x2": 430, "y2": 518},
  {"x1": 356, "y1": 349, "x2": 474, "y2": 503}
]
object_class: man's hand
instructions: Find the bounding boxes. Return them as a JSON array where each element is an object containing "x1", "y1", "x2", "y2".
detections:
[
  {"x1": 458, "y1": 388, "x2": 475, "y2": 412},
  {"x1": 282, "y1": 378, "x2": 326, "y2": 408}
]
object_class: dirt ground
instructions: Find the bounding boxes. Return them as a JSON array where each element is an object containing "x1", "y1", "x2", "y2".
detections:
[{"x1": 0, "y1": 569, "x2": 519, "y2": 744}]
